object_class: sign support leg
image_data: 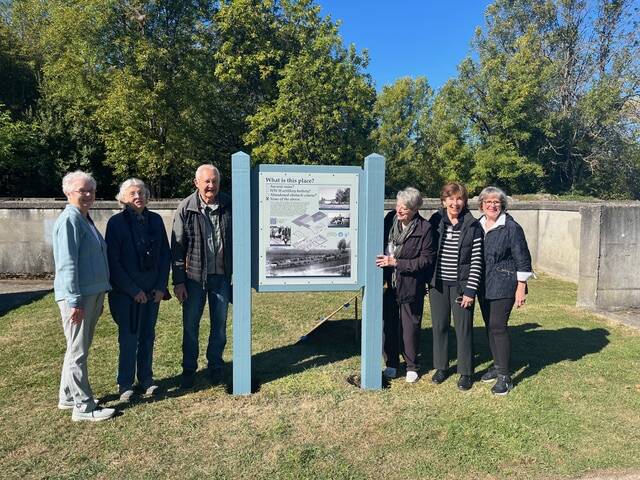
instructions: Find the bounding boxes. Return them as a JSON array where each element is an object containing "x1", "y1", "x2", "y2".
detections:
[
  {"x1": 232, "y1": 152, "x2": 252, "y2": 395},
  {"x1": 361, "y1": 153, "x2": 385, "y2": 390}
]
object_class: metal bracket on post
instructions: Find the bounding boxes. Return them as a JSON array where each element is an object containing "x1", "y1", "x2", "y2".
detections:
[
  {"x1": 231, "y1": 151, "x2": 252, "y2": 395},
  {"x1": 361, "y1": 153, "x2": 385, "y2": 390}
]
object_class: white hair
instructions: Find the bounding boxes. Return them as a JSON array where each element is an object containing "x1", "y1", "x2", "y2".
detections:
[
  {"x1": 195, "y1": 164, "x2": 221, "y2": 181},
  {"x1": 396, "y1": 187, "x2": 423, "y2": 211},
  {"x1": 116, "y1": 178, "x2": 150, "y2": 206},
  {"x1": 61, "y1": 170, "x2": 96, "y2": 195}
]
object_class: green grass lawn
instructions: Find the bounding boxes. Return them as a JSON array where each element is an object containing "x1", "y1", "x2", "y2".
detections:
[{"x1": 1, "y1": 275, "x2": 639, "y2": 479}]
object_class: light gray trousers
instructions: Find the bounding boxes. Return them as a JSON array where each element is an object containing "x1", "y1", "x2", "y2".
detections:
[{"x1": 58, "y1": 292, "x2": 105, "y2": 412}]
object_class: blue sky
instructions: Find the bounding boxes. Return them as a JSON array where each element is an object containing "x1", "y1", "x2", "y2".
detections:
[{"x1": 317, "y1": 1, "x2": 494, "y2": 91}]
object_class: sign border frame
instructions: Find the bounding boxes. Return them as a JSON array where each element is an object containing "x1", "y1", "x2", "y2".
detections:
[{"x1": 251, "y1": 164, "x2": 365, "y2": 292}]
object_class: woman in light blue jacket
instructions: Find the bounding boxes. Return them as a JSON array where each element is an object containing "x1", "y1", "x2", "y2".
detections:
[{"x1": 52, "y1": 171, "x2": 114, "y2": 422}]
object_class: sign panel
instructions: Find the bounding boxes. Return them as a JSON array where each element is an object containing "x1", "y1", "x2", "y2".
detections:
[{"x1": 258, "y1": 171, "x2": 359, "y2": 286}]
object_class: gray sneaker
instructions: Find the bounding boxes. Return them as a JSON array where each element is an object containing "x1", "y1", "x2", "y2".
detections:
[
  {"x1": 119, "y1": 389, "x2": 135, "y2": 402},
  {"x1": 58, "y1": 398, "x2": 99, "y2": 410},
  {"x1": 142, "y1": 385, "x2": 159, "y2": 397},
  {"x1": 71, "y1": 407, "x2": 116, "y2": 422}
]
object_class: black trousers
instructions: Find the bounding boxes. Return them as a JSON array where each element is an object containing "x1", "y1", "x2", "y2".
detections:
[
  {"x1": 429, "y1": 283, "x2": 474, "y2": 376},
  {"x1": 382, "y1": 288, "x2": 424, "y2": 372},
  {"x1": 479, "y1": 297, "x2": 515, "y2": 375}
]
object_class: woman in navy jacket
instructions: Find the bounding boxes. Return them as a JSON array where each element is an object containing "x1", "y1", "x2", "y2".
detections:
[
  {"x1": 106, "y1": 178, "x2": 170, "y2": 401},
  {"x1": 477, "y1": 186, "x2": 533, "y2": 395}
]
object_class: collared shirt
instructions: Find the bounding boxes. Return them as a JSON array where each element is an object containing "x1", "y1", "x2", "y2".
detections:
[{"x1": 199, "y1": 195, "x2": 225, "y2": 275}]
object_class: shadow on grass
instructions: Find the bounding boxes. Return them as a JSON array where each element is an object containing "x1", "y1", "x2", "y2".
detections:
[
  {"x1": 100, "y1": 369, "x2": 238, "y2": 411},
  {"x1": 0, "y1": 290, "x2": 51, "y2": 316},
  {"x1": 249, "y1": 318, "x2": 361, "y2": 389},
  {"x1": 110, "y1": 319, "x2": 609, "y2": 407},
  {"x1": 509, "y1": 322, "x2": 610, "y2": 384},
  {"x1": 221, "y1": 319, "x2": 610, "y2": 392},
  {"x1": 103, "y1": 318, "x2": 360, "y2": 410},
  {"x1": 418, "y1": 322, "x2": 610, "y2": 384}
]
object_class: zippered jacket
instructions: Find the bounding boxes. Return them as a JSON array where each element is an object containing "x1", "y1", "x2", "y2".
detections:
[
  {"x1": 171, "y1": 190, "x2": 232, "y2": 285},
  {"x1": 382, "y1": 211, "x2": 435, "y2": 304},
  {"x1": 53, "y1": 205, "x2": 111, "y2": 307},
  {"x1": 105, "y1": 208, "x2": 171, "y2": 298},
  {"x1": 428, "y1": 208, "x2": 484, "y2": 297},
  {"x1": 482, "y1": 213, "x2": 532, "y2": 300}
]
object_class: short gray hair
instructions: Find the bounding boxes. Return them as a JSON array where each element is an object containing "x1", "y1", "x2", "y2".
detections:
[
  {"x1": 478, "y1": 186, "x2": 508, "y2": 211},
  {"x1": 396, "y1": 187, "x2": 423, "y2": 211},
  {"x1": 195, "y1": 164, "x2": 221, "y2": 181},
  {"x1": 62, "y1": 170, "x2": 96, "y2": 195},
  {"x1": 116, "y1": 178, "x2": 151, "y2": 206}
]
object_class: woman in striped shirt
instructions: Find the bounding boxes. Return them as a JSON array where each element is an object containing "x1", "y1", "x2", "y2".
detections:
[{"x1": 428, "y1": 182, "x2": 483, "y2": 391}]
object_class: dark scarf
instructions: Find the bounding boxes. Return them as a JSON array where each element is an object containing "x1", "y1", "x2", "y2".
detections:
[
  {"x1": 387, "y1": 214, "x2": 418, "y2": 288},
  {"x1": 124, "y1": 205, "x2": 156, "y2": 272}
]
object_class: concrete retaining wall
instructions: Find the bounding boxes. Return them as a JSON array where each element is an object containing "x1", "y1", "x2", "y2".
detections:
[
  {"x1": 577, "y1": 205, "x2": 640, "y2": 310},
  {"x1": 1, "y1": 198, "x2": 637, "y2": 310},
  {"x1": 0, "y1": 201, "x2": 176, "y2": 275}
]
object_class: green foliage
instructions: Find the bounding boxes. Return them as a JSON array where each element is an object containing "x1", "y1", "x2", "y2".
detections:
[
  {"x1": 0, "y1": 17, "x2": 38, "y2": 117},
  {"x1": 469, "y1": 0, "x2": 640, "y2": 198},
  {"x1": 470, "y1": 141, "x2": 544, "y2": 193},
  {"x1": 1, "y1": 0, "x2": 638, "y2": 199},
  {"x1": 370, "y1": 77, "x2": 436, "y2": 195},
  {"x1": 427, "y1": 80, "x2": 474, "y2": 190},
  {"x1": 246, "y1": 35, "x2": 375, "y2": 166},
  {"x1": 0, "y1": 104, "x2": 62, "y2": 197},
  {"x1": 2, "y1": 0, "x2": 376, "y2": 197}
]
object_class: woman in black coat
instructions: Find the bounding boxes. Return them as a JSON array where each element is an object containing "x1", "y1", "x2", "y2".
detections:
[
  {"x1": 428, "y1": 182, "x2": 483, "y2": 391},
  {"x1": 105, "y1": 178, "x2": 171, "y2": 402},
  {"x1": 376, "y1": 187, "x2": 435, "y2": 383},
  {"x1": 477, "y1": 186, "x2": 532, "y2": 395}
]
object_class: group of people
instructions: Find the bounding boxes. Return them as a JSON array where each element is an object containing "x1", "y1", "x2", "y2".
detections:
[
  {"x1": 52, "y1": 165, "x2": 531, "y2": 423},
  {"x1": 377, "y1": 182, "x2": 532, "y2": 395},
  {"x1": 53, "y1": 165, "x2": 230, "y2": 422}
]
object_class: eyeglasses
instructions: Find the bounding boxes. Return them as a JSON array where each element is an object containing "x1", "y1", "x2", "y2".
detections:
[
  {"x1": 483, "y1": 200, "x2": 501, "y2": 206},
  {"x1": 71, "y1": 189, "x2": 95, "y2": 196}
]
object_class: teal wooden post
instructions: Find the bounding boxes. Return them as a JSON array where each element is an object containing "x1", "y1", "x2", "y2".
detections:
[
  {"x1": 232, "y1": 151, "x2": 252, "y2": 395},
  {"x1": 361, "y1": 153, "x2": 385, "y2": 390}
]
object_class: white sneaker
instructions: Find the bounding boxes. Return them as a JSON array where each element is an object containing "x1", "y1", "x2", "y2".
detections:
[
  {"x1": 383, "y1": 367, "x2": 397, "y2": 379},
  {"x1": 58, "y1": 398, "x2": 98, "y2": 410},
  {"x1": 406, "y1": 371, "x2": 419, "y2": 383},
  {"x1": 72, "y1": 407, "x2": 115, "y2": 422},
  {"x1": 119, "y1": 389, "x2": 134, "y2": 402}
]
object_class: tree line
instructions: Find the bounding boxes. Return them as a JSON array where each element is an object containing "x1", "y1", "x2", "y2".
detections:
[{"x1": 1, "y1": 0, "x2": 638, "y2": 199}]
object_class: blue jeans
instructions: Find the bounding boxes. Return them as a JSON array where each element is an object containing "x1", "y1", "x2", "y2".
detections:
[
  {"x1": 108, "y1": 291, "x2": 159, "y2": 391},
  {"x1": 182, "y1": 274, "x2": 230, "y2": 373}
]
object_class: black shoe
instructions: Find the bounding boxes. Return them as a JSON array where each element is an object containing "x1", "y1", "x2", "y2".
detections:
[
  {"x1": 457, "y1": 375, "x2": 472, "y2": 391},
  {"x1": 180, "y1": 371, "x2": 195, "y2": 390},
  {"x1": 481, "y1": 366, "x2": 498, "y2": 383},
  {"x1": 208, "y1": 368, "x2": 223, "y2": 385},
  {"x1": 431, "y1": 369, "x2": 447, "y2": 384},
  {"x1": 491, "y1": 375, "x2": 513, "y2": 395}
]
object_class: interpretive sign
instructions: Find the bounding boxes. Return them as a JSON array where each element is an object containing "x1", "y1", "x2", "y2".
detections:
[
  {"x1": 257, "y1": 171, "x2": 359, "y2": 286},
  {"x1": 232, "y1": 153, "x2": 385, "y2": 395}
]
